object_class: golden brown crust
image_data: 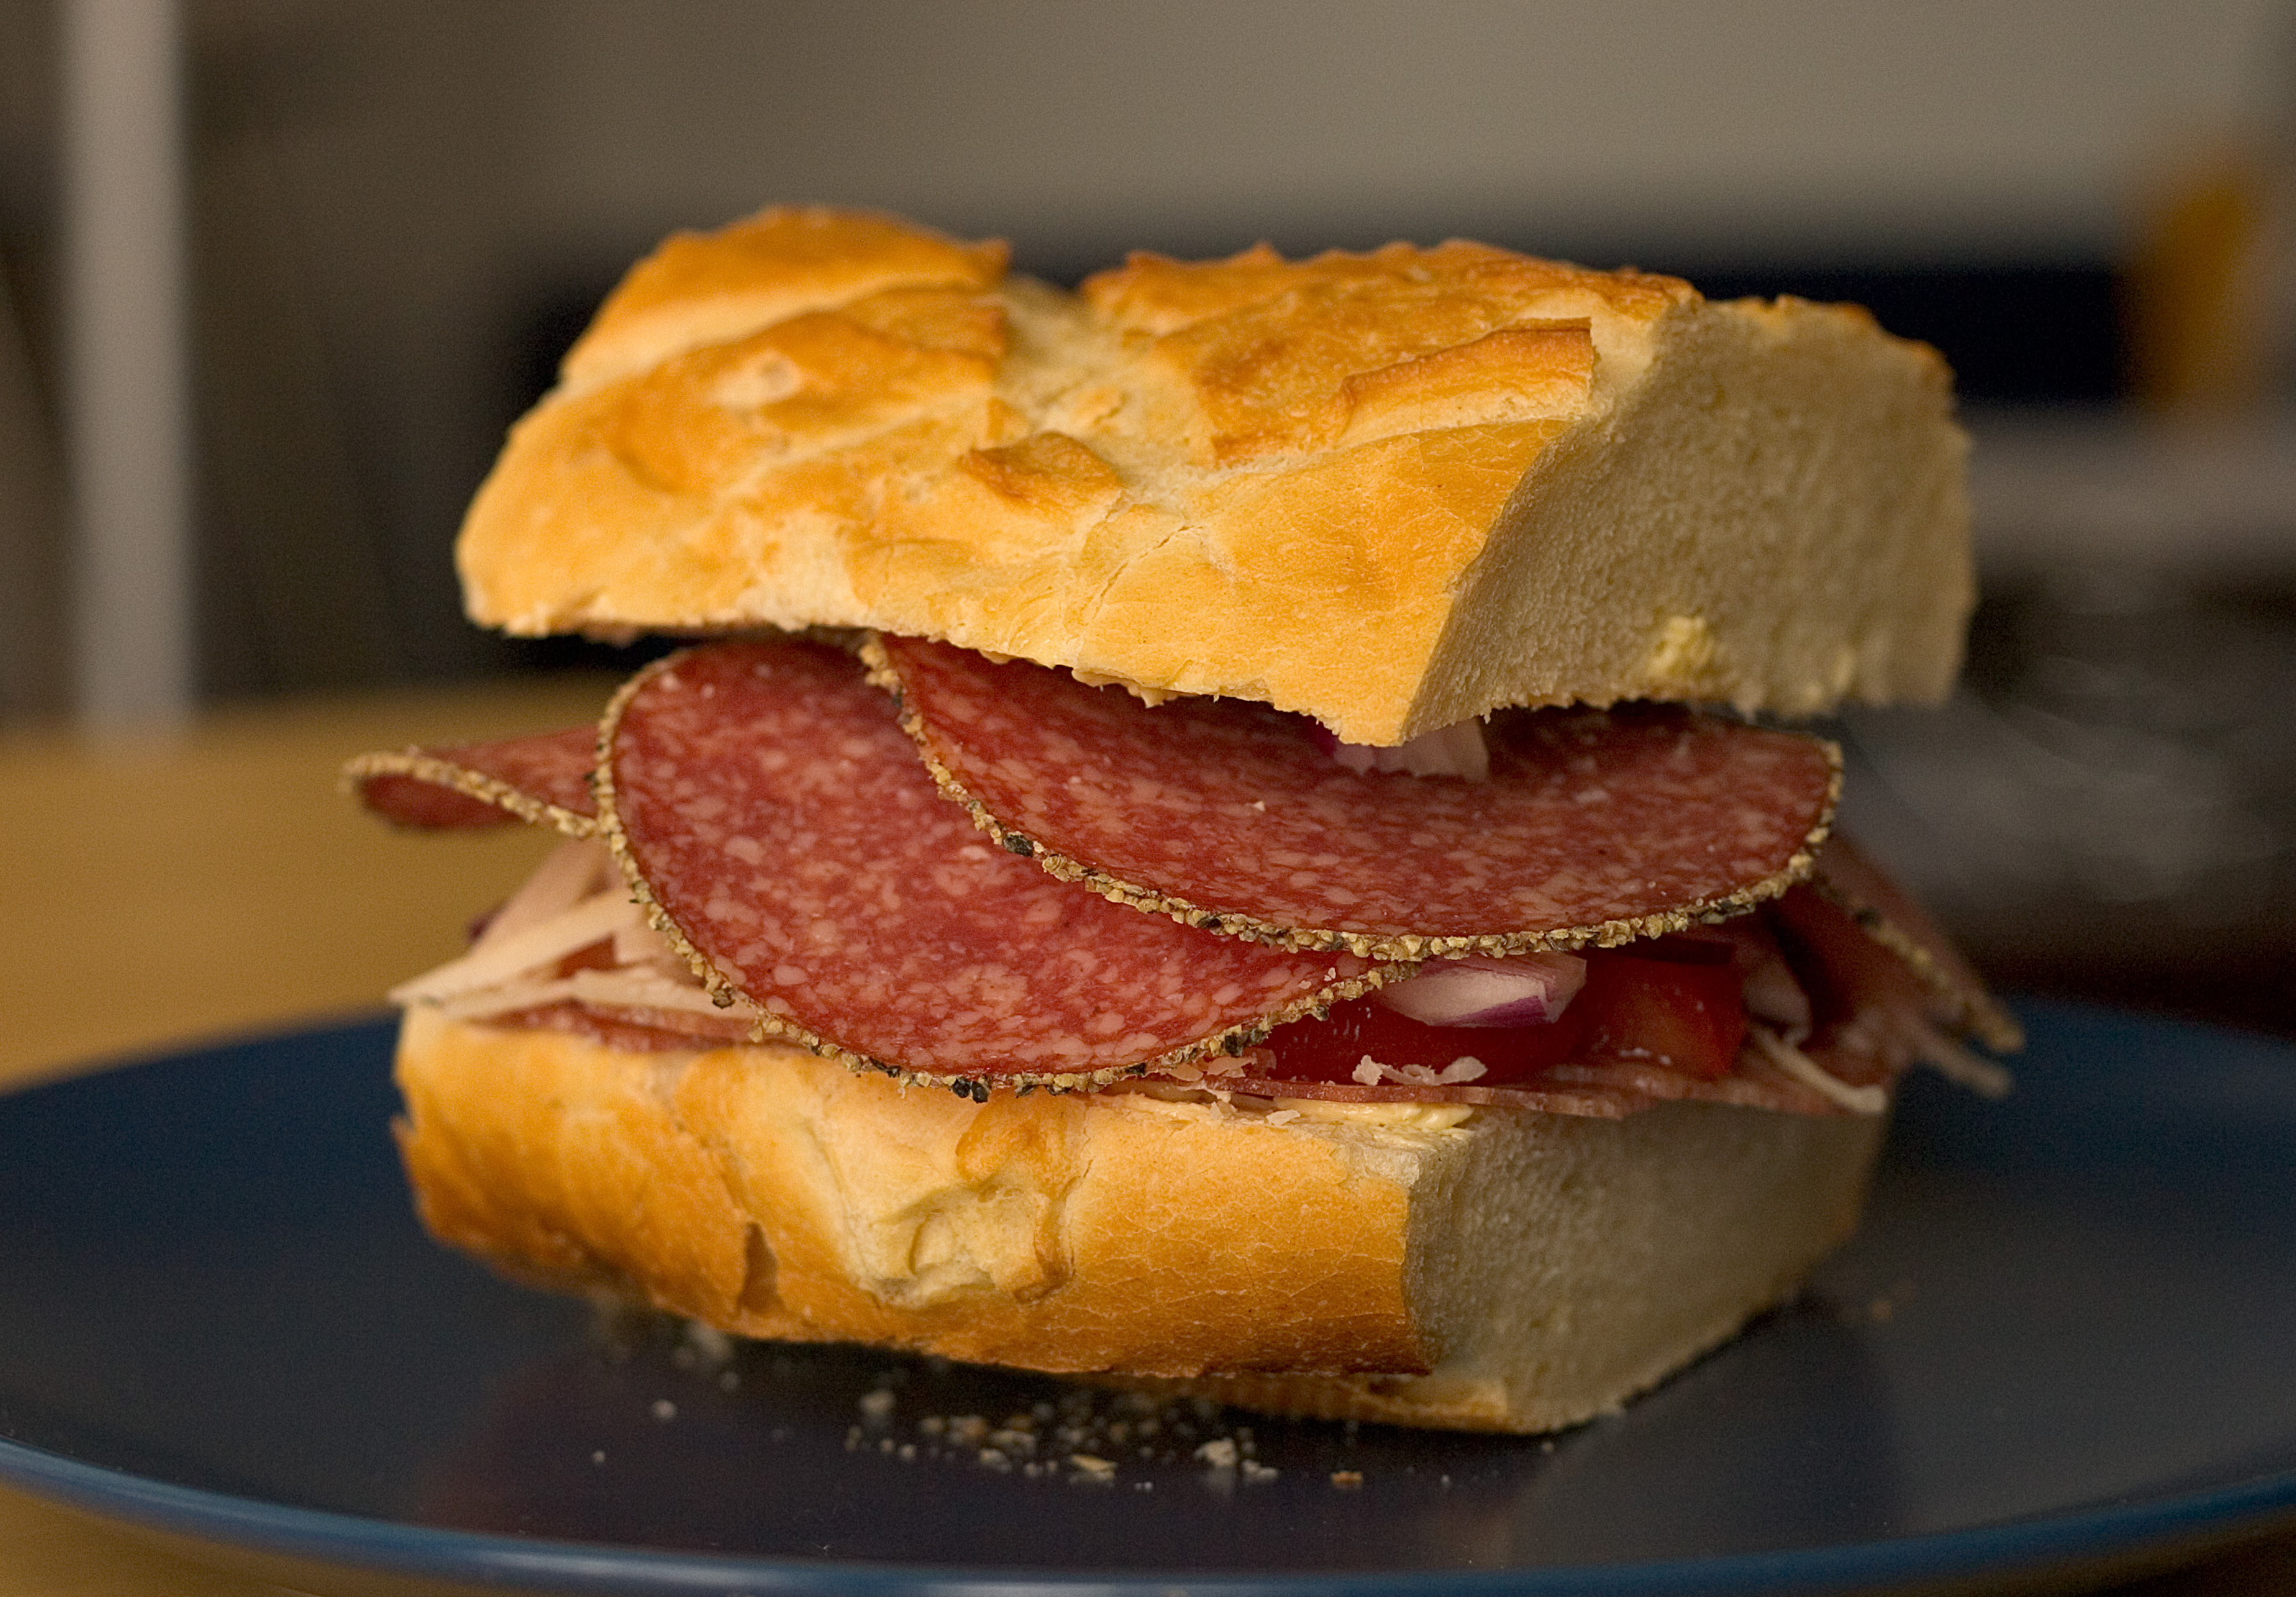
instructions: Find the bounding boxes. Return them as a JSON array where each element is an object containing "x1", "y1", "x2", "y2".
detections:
[
  {"x1": 458, "y1": 209, "x2": 1972, "y2": 743},
  {"x1": 394, "y1": 1008, "x2": 1884, "y2": 1430},
  {"x1": 590, "y1": 646, "x2": 1415, "y2": 1091},
  {"x1": 559, "y1": 207, "x2": 1009, "y2": 397},
  {"x1": 396, "y1": 1007, "x2": 1428, "y2": 1375},
  {"x1": 863, "y1": 632, "x2": 1843, "y2": 959}
]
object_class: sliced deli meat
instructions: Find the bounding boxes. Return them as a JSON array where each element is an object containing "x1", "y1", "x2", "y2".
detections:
[
  {"x1": 1766, "y1": 876, "x2": 2016, "y2": 1099},
  {"x1": 870, "y1": 634, "x2": 1841, "y2": 958},
  {"x1": 1804, "y1": 835, "x2": 2024, "y2": 1053},
  {"x1": 599, "y1": 639, "x2": 1399, "y2": 1090},
  {"x1": 345, "y1": 728, "x2": 599, "y2": 835}
]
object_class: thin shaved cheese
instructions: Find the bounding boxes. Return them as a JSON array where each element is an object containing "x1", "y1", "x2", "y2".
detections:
[
  {"x1": 476, "y1": 837, "x2": 614, "y2": 951},
  {"x1": 611, "y1": 913, "x2": 683, "y2": 971},
  {"x1": 437, "y1": 976, "x2": 583, "y2": 1021},
  {"x1": 392, "y1": 890, "x2": 643, "y2": 1006},
  {"x1": 566, "y1": 968, "x2": 752, "y2": 1017},
  {"x1": 400, "y1": 838, "x2": 737, "y2": 1025},
  {"x1": 1750, "y1": 1027, "x2": 1888, "y2": 1115},
  {"x1": 1896, "y1": 1013, "x2": 2014, "y2": 1099},
  {"x1": 433, "y1": 969, "x2": 750, "y2": 1026},
  {"x1": 1351, "y1": 1054, "x2": 1490, "y2": 1087}
]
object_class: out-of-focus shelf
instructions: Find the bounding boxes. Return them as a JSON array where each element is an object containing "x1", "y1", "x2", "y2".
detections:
[
  {"x1": 1967, "y1": 404, "x2": 2296, "y2": 571},
  {"x1": 1842, "y1": 408, "x2": 2296, "y2": 1037}
]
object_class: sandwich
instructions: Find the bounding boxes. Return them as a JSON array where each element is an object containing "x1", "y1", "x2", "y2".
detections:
[{"x1": 346, "y1": 207, "x2": 2019, "y2": 1434}]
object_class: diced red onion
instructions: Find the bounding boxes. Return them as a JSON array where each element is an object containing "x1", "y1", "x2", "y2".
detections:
[
  {"x1": 1311, "y1": 718, "x2": 1491, "y2": 780},
  {"x1": 1375, "y1": 952, "x2": 1587, "y2": 1027}
]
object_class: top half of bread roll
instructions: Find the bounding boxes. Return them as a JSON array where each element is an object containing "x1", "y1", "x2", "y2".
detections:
[{"x1": 458, "y1": 207, "x2": 1969, "y2": 745}]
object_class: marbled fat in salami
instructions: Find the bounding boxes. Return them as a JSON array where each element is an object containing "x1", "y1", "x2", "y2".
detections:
[
  {"x1": 346, "y1": 728, "x2": 599, "y2": 835},
  {"x1": 872, "y1": 636, "x2": 1839, "y2": 958},
  {"x1": 599, "y1": 640, "x2": 1392, "y2": 1088}
]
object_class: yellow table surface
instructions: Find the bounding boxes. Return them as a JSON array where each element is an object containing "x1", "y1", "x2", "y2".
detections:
[{"x1": 0, "y1": 680, "x2": 2289, "y2": 1596}]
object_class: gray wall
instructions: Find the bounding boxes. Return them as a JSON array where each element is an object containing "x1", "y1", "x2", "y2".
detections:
[
  {"x1": 0, "y1": 0, "x2": 2287, "y2": 716},
  {"x1": 517, "y1": 0, "x2": 2289, "y2": 267}
]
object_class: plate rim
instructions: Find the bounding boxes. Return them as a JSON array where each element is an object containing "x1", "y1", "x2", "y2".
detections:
[
  {"x1": 5, "y1": 1001, "x2": 2296, "y2": 1595},
  {"x1": 6, "y1": 1429, "x2": 2295, "y2": 1596}
]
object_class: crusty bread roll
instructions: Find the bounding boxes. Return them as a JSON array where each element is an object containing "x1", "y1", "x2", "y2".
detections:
[
  {"x1": 458, "y1": 207, "x2": 1970, "y2": 744},
  {"x1": 396, "y1": 1007, "x2": 1882, "y2": 1433}
]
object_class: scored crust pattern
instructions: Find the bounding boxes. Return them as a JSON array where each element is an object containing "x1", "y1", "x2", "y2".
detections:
[{"x1": 458, "y1": 207, "x2": 1971, "y2": 744}]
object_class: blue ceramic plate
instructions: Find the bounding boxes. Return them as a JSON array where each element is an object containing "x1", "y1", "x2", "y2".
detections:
[{"x1": 1, "y1": 1001, "x2": 2293, "y2": 1595}]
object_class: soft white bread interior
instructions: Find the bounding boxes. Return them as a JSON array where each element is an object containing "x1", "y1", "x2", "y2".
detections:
[
  {"x1": 459, "y1": 208, "x2": 1971, "y2": 744},
  {"x1": 396, "y1": 1007, "x2": 1882, "y2": 1433}
]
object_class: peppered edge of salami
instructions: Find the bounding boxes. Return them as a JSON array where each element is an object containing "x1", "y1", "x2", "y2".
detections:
[
  {"x1": 862, "y1": 633, "x2": 1843, "y2": 962},
  {"x1": 344, "y1": 729, "x2": 599, "y2": 837}
]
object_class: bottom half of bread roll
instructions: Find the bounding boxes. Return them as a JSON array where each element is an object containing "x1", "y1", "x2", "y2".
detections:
[{"x1": 395, "y1": 1005, "x2": 1883, "y2": 1434}]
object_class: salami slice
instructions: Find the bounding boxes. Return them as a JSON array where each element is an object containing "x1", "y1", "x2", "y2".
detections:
[
  {"x1": 1806, "y1": 837, "x2": 2024, "y2": 1052},
  {"x1": 869, "y1": 635, "x2": 1839, "y2": 959},
  {"x1": 346, "y1": 728, "x2": 598, "y2": 836},
  {"x1": 1767, "y1": 876, "x2": 2017, "y2": 1099},
  {"x1": 597, "y1": 639, "x2": 1400, "y2": 1090},
  {"x1": 484, "y1": 1001, "x2": 758, "y2": 1054}
]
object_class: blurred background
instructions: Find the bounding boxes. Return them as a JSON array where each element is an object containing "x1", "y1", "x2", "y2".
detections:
[{"x1": 2, "y1": 0, "x2": 2294, "y2": 1036}]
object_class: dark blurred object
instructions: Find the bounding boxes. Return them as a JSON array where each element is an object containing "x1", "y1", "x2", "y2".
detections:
[
  {"x1": 0, "y1": 251, "x2": 65, "y2": 717},
  {"x1": 1840, "y1": 562, "x2": 2296, "y2": 1039},
  {"x1": 0, "y1": 0, "x2": 66, "y2": 720},
  {"x1": 2121, "y1": 34, "x2": 2296, "y2": 416},
  {"x1": 2122, "y1": 140, "x2": 2294, "y2": 412},
  {"x1": 1693, "y1": 265, "x2": 2122, "y2": 406}
]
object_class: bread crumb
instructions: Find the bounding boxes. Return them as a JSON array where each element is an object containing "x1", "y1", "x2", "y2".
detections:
[
  {"x1": 1330, "y1": 1470, "x2": 1364, "y2": 1488},
  {"x1": 858, "y1": 1388, "x2": 896, "y2": 1421},
  {"x1": 590, "y1": 1450, "x2": 605, "y2": 1466},
  {"x1": 1242, "y1": 1460, "x2": 1279, "y2": 1483},
  {"x1": 1195, "y1": 1438, "x2": 1239, "y2": 1468},
  {"x1": 1069, "y1": 1454, "x2": 1117, "y2": 1477},
  {"x1": 649, "y1": 1399, "x2": 676, "y2": 1422},
  {"x1": 682, "y1": 1320, "x2": 734, "y2": 1365}
]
